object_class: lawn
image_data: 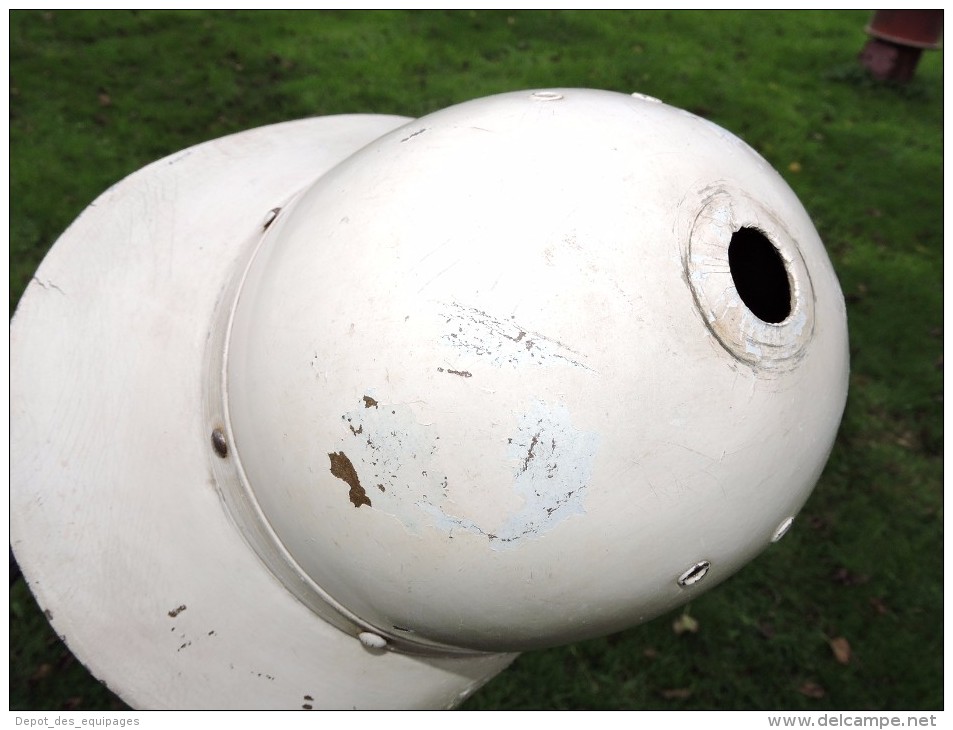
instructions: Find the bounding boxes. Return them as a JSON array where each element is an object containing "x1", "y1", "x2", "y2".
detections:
[{"x1": 9, "y1": 10, "x2": 943, "y2": 710}]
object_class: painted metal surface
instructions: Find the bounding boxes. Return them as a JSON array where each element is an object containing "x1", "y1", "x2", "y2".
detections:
[
  {"x1": 11, "y1": 89, "x2": 849, "y2": 708},
  {"x1": 225, "y1": 89, "x2": 849, "y2": 653},
  {"x1": 11, "y1": 114, "x2": 515, "y2": 709}
]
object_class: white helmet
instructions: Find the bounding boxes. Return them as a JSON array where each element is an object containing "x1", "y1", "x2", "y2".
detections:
[{"x1": 11, "y1": 88, "x2": 848, "y2": 709}]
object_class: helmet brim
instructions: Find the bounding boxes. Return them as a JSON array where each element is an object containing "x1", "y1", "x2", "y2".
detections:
[{"x1": 10, "y1": 115, "x2": 517, "y2": 710}]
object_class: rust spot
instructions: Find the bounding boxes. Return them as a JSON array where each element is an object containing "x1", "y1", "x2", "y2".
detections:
[
  {"x1": 377, "y1": 484, "x2": 385, "y2": 492},
  {"x1": 329, "y1": 451, "x2": 372, "y2": 508},
  {"x1": 349, "y1": 423, "x2": 363, "y2": 436},
  {"x1": 43, "y1": 609, "x2": 53, "y2": 621},
  {"x1": 304, "y1": 695, "x2": 314, "y2": 701},
  {"x1": 168, "y1": 605, "x2": 187, "y2": 618},
  {"x1": 302, "y1": 704, "x2": 313, "y2": 710},
  {"x1": 362, "y1": 395, "x2": 378, "y2": 409}
]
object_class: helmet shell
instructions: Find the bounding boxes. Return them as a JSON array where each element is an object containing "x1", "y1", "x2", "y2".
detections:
[{"x1": 223, "y1": 89, "x2": 848, "y2": 652}]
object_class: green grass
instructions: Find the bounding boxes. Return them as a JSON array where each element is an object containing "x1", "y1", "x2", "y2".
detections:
[{"x1": 10, "y1": 10, "x2": 942, "y2": 710}]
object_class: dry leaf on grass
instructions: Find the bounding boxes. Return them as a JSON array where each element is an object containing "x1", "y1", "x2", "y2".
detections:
[
  {"x1": 829, "y1": 636, "x2": 852, "y2": 665},
  {"x1": 672, "y1": 612, "x2": 699, "y2": 635},
  {"x1": 661, "y1": 688, "x2": 693, "y2": 700}
]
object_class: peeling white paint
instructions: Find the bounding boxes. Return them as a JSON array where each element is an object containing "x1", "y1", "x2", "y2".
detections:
[
  {"x1": 336, "y1": 399, "x2": 446, "y2": 532},
  {"x1": 335, "y1": 397, "x2": 598, "y2": 550},
  {"x1": 683, "y1": 185, "x2": 815, "y2": 372},
  {"x1": 437, "y1": 302, "x2": 592, "y2": 371},
  {"x1": 786, "y1": 307, "x2": 809, "y2": 337},
  {"x1": 492, "y1": 400, "x2": 599, "y2": 549}
]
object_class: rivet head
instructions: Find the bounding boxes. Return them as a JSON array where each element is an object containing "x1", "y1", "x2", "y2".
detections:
[
  {"x1": 630, "y1": 91, "x2": 663, "y2": 104},
  {"x1": 211, "y1": 428, "x2": 228, "y2": 458},
  {"x1": 262, "y1": 207, "x2": 281, "y2": 229},
  {"x1": 772, "y1": 517, "x2": 794, "y2": 543},
  {"x1": 358, "y1": 631, "x2": 387, "y2": 650},
  {"x1": 677, "y1": 560, "x2": 711, "y2": 587}
]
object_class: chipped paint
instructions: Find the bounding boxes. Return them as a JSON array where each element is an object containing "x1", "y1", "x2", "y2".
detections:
[
  {"x1": 334, "y1": 397, "x2": 598, "y2": 550},
  {"x1": 31, "y1": 277, "x2": 66, "y2": 295},
  {"x1": 400, "y1": 127, "x2": 428, "y2": 143},
  {"x1": 436, "y1": 367, "x2": 472, "y2": 378},
  {"x1": 167, "y1": 605, "x2": 187, "y2": 618},
  {"x1": 786, "y1": 306, "x2": 809, "y2": 337},
  {"x1": 438, "y1": 302, "x2": 592, "y2": 370},
  {"x1": 328, "y1": 451, "x2": 371, "y2": 508},
  {"x1": 683, "y1": 186, "x2": 815, "y2": 373},
  {"x1": 493, "y1": 401, "x2": 599, "y2": 548},
  {"x1": 336, "y1": 402, "x2": 443, "y2": 526}
]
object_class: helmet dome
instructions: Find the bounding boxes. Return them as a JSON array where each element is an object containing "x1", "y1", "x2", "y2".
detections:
[{"x1": 213, "y1": 89, "x2": 848, "y2": 653}]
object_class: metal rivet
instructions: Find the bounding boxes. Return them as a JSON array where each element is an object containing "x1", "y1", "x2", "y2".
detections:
[
  {"x1": 772, "y1": 517, "x2": 794, "y2": 543},
  {"x1": 531, "y1": 91, "x2": 563, "y2": 101},
  {"x1": 211, "y1": 428, "x2": 228, "y2": 458},
  {"x1": 262, "y1": 207, "x2": 281, "y2": 229},
  {"x1": 677, "y1": 560, "x2": 711, "y2": 587},
  {"x1": 358, "y1": 631, "x2": 387, "y2": 650},
  {"x1": 630, "y1": 91, "x2": 663, "y2": 104}
]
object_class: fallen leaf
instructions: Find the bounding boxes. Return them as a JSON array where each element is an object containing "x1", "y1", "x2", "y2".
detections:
[
  {"x1": 29, "y1": 663, "x2": 52, "y2": 682},
  {"x1": 829, "y1": 636, "x2": 852, "y2": 665},
  {"x1": 869, "y1": 596, "x2": 890, "y2": 615},
  {"x1": 661, "y1": 688, "x2": 693, "y2": 700},
  {"x1": 643, "y1": 647, "x2": 658, "y2": 659},
  {"x1": 895, "y1": 432, "x2": 916, "y2": 449},
  {"x1": 98, "y1": 92, "x2": 112, "y2": 107},
  {"x1": 798, "y1": 681, "x2": 825, "y2": 699},
  {"x1": 807, "y1": 514, "x2": 832, "y2": 534},
  {"x1": 831, "y1": 567, "x2": 868, "y2": 586},
  {"x1": 672, "y1": 612, "x2": 699, "y2": 635},
  {"x1": 788, "y1": 161, "x2": 802, "y2": 173}
]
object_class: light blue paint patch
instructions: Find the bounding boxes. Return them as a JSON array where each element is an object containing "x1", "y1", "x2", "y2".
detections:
[
  {"x1": 744, "y1": 339, "x2": 763, "y2": 358},
  {"x1": 334, "y1": 396, "x2": 599, "y2": 549},
  {"x1": 414, "y1": 501, "x2": 485, "y2": 538},
  {"x1": 490, "y1": 400, "x2": 599, "y2": 550},
  {"x1": 337, "y1": 397, "x2": 448, "y2": 532},
  {"x1": 787, "y1": 307, "x2": 808, "y2": 337}
]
